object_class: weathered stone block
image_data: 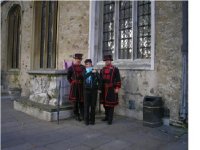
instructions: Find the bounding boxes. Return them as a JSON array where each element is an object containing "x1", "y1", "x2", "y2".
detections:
[{"x1": 14, "y1": 99, "x2": 73, "y2": 121}]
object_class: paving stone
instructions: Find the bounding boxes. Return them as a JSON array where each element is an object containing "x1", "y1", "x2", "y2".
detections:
[
  {"x1": 2, "y1": 143, "x2": 34, "y2": 150},
  {"x1": 159, "y1": 140, "x2": 188, "y2": 150},
  {"x1": 68, "y1": 144, "x2": 92, "y2": 150},
  {"x1": 1, "y1": 137, "x2": 27, "y2": 149},
  {"x1": 117, "y1": 129, "x2": 169, "y2": 150},
  {"x1": 29, "y1": 146, "x2": 50, "y2": 150},
  {"x1": 1, "y1": 100, "x2": 188, "y2": 150},
  {"x1": 45, "y1": 136, "x2": 83, "y2": 150},
  {"x1": 83, "y1": 135, "x2": 113, "y2": 148},
  {"x1": 96, "y1": 139, "x2": 131, "y2": 150}
]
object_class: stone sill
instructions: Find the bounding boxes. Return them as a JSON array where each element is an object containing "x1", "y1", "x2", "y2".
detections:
[
  {"x1": 7, "y1": 69, "x2": 20, "y2": 75},
  {"x1": 95, "y1": 59, "x2": 153, "y2": 70},
  {"x1": 27, "y1": 69, "x2": 68, "y2": 75},
  {"x1": 15, "y1": 98, "x2": 73, "y2": 112}
]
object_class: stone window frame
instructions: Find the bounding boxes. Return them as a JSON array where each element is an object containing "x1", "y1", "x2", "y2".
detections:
[
  {"x1": 7, "y1": 4, "x2": 21, "y2": 71},
  {"x1": 33, "y1": 1, "x2": 58, "y2": 69},
  {"x1": 89, "y1": 1, "x2": 155, "y2": 70}
]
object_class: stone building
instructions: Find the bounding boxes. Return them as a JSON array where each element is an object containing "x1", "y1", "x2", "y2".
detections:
[{"x1": 1, "y1": 1, "x2": 188, "y2": 125}]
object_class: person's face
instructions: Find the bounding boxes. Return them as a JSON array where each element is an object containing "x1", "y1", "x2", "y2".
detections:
[
  {"x1": 105, "y1": 60, "x2": 111, "y2": 66},
  {"x1": 74, "y1": 58, "x2": 82, "y2": 64},
  {"x1": 85, "y1": 62, "x2": 92, "y2": 68}
]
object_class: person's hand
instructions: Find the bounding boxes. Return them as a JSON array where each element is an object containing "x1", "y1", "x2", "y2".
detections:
[
  {"x1": 92, "y1": 69, "x2": 97, "y2": 73},
  {"x1": 114, "y1": 88, "x2": 119, "y2": 93}
]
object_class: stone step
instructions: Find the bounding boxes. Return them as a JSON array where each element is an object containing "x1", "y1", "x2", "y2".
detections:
[
  {"x1": 1, "y1": 88, "x2": 21, "y2": 100},
  {"x1": 1, "y1": 90, "x2": 9, "y2": 96},
  {"x1": 14, "y1": 98, "x2": 73, "y2": 121},
  {"x1": 1, "y1": 95, "x2": 12, "y2": 100}
]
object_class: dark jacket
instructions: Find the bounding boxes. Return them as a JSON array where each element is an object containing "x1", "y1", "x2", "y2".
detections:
[
  {"x1": 67, "y1": 64, "x2": 85, "y2": 102},
  {"x1": 83, "y1": 69, "x2": 100, "y2": 90}
]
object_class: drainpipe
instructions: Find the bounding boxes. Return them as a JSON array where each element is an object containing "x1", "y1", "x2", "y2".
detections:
[{"x1": 180, "y1": 1, "x2": 188, "y2": 122}]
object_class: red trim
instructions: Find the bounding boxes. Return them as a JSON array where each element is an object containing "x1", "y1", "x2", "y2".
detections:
[
  {"x1": 68, "y1": 79, "x2": 72, "y2": 84},
  {"x1": 115, "y1": 85, "x2": 121, "y2": 89},
  {"x1": 114, "y1": 82, "x2": 121, "y2": 88},
  {"x1": 104, "y1": 104, "x2": 117, "y2": 107},
  {"x1": 104, "y1": 100, "x2": 118, "y2": 104}
]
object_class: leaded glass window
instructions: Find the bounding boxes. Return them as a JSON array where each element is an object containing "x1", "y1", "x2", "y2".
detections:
[
  {"x1": 119, "y1": 1, "x2": 132, "y2": 59},
  {"x1": 102, "y1": 1, "x2": 152, "y2": 60},
  {"x1": 137, "y1": 1, "x2": 151, "y2": 58},
  {"x1": 103, "y1": 1, "x2": 115, "y2": 57}
]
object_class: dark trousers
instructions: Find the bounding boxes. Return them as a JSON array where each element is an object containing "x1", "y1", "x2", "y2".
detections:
[
  {"x1": 73, "y1": 86, "x2": 84, "y2": 119},
  {"x1": 84, "y1": 88, "x2": 97, "y2": 124},
  {"x1": 104, "y1": 106, "x2": 114, "y2": 124},
  {"x1": 74, "y1": 101, "x2": 84, "y2": 119}
]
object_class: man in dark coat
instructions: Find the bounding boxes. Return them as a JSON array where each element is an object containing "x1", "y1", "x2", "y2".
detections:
[
  {"x1": 67, "y1": 53, "x2": 85, "y2": 121},
  {"x1": 99, "y1": 55, "x2": 121, "y2": 125},
  {"x1": 83, "y1": 59, "x2": 100, "y2": 125}
]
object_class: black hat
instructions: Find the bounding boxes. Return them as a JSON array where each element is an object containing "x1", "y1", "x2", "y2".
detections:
[
  {"x1": 73, "y1": 53, "x2": 83, "y2": 59},
  {"x1": 84, "y1": 59, "x2": 92, "y2": 64},
  {"x1": 103, "y1": 55, "x2": 113, "y2": 61}
]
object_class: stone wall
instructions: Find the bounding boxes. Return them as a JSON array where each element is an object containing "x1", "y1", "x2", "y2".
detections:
[
  {"x1": 57, "y1": 1, "x2": 89, "y2": 69},
  {"x1": 115, "y1": 70, "x2": 158, "y2": 120},
  {"x1": 1, "y1": 1, "x2": 89, "y2": 96},
  {"x1": 156, "y1": 1, "x2": 183, "y2": 123},
  {"x1": 1, "y1": 1, "x2": 33, "y2": 96},
  {"x1": 115, "y1": 1, "x2": 183, "y2": 123}
]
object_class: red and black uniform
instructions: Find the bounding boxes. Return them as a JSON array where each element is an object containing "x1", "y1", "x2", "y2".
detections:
[
  {"x1": 99, "y1": 64, "x2": 121, "y2": 124},
  {"x1": 67, "y1": 64, "x2": 85, "y2": 120}
]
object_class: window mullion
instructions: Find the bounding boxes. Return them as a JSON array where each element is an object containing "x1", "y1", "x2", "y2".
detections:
[
  {"x1": 133, "y1": 1, "x2": 138, "y2": 60},
  {"x1": 115, "y1": 1, "x2": 119, "y2": 60},
  {"x1": 44, "y1": 2, "x2": 49, "y2": 69},
  {"x1": 11, "y1": 14, "x2": 16, "y2": 68},
  {"x1": 35, "y1": 3, "x2": 42, "y2": 69},
  {"x1": 99, "y1": 2, "x2": 104, "y2": 62},
  {"x1": 40, "y1": 1, "x2": 46, "y2": 68},
  {"x1": 16, "y1": 11, "x2": 20, "y2": 68},
  {"x1": 52, "y1": 2, "x2": 58, "y2": 68},
  {"x1": 13, "y1": 13, "x2": 19, "y2": 68},
  {"x1": 150, "y1": 1, "x2": 155, "y2": 69},
  {"x1": 47, "y1": 1, "x2": 53, "y2": 68}
]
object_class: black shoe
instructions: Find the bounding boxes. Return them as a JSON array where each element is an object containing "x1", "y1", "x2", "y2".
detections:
[
  {"x1": 77, "y1": 116, "x2": 82, "y2": 121},
  {"x1": 108, "y1": 121, "x2": 112, "y2": 125},
  {"x1": 90, "y1": 122, "x2": 95, "y2": 125},
  {"x1": 102, "y1": 118, "x2": 108, "y2": 121}
]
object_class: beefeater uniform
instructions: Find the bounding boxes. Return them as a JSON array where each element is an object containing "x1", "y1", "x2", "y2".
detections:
[
  {"x1": 67, "y1": 54, "x2": 85, "y2": 121},
  {"x1": 99, "y1": 55, "x2": 121, "y2": 125}
]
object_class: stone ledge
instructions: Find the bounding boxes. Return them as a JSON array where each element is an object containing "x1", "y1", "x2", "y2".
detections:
[
  {"x1": 27, "y1": 70, "x2": 68, "y2": 75},
  {"x1": 14, "y1": 99, "x2": 73, "y2": 121},
  {"x1": 95, "y1": 59, "x2": 152, "y2": 70}
]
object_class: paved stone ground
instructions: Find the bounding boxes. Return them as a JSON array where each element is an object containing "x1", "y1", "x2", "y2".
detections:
[{"x1": 1, "y1": 98, "x2": 188, "y2": 150}]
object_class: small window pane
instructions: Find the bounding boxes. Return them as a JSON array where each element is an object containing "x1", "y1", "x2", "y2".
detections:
[
  {"x1": 137, "y1": 1, "x2": 151, "y2": 59},
  {"x1": 119, "y1": 1, "x2": 132, "y2": 59},
  {"x1": 103, "y1": 1, "x2": 115, "y2": 56}
]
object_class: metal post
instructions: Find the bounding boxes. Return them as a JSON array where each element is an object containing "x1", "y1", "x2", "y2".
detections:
[{"x1": 57, "y1": 80, "x2": 61, "y2": 124}]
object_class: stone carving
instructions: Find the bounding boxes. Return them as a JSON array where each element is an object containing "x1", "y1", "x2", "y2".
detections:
[{"x1": 29, "y1": 73, "x2": 69, "y2": 106}]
